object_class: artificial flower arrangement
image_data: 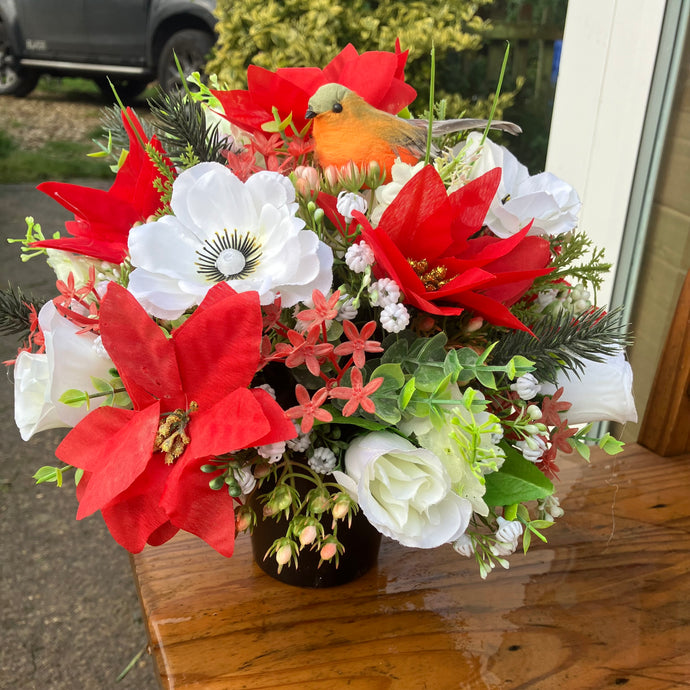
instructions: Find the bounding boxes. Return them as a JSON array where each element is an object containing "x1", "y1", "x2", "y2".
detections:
[{"x1": 3, "y1": 42, "x2": 637, "y2": 580}]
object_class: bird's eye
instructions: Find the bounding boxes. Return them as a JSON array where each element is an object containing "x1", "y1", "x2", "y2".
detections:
[{"x1": 332, "y1": 102, "x2": 343, "y2": 113}]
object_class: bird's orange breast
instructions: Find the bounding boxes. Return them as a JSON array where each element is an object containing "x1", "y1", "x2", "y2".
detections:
[{"x1": 311, "y1": 102, "x2": 420, "y2": 179}]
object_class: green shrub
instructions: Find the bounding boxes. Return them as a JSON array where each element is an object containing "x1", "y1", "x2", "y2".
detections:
[{"x1": 208, "y1": 0, "x2": 514, "y2": 119}]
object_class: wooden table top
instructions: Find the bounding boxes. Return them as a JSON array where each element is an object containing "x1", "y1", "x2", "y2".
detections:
[{"x1": 131, "y1": 444, "x2": 690, "y2": 689}]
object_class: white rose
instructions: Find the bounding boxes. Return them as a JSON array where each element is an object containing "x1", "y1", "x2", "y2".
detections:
[
  {"x1": 332, "y1": 431, "x2": 472, "y2": 548},
  {"x1": 541, "y1": 349, "x2": 637, "y2": 425},
  {"x1": 13, "y1": 301, "x2": 116, "y2": 441},
  {"x1": 465, "y1": 132, "x2": 581, "y2": 238}
]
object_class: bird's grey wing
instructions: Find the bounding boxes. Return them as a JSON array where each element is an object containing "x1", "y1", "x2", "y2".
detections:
[{"x1": 409, "y1": 118, "x2": 522, "y2": 136}]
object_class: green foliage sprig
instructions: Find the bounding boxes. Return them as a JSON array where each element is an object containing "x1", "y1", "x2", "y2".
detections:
[
  {"x1": 532, "y1": 231, "x2": 612, "y2": 298},
  {"x1": 147, "y1": 88, "x2": 227, "y2": 166},
  {"x1": 0, "y1": 284, "x2": 46, "y2": 338},
  {"x1": 489, "y1": 306, "x2": 630, "y2": 385}
]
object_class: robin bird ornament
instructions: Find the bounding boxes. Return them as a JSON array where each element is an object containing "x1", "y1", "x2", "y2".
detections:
[{"x1": 305, "y1": 82, "x2": 521, "y2": 180}]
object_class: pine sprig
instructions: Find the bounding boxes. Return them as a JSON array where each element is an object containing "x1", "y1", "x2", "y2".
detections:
[
  {"x1": 147, "y1": 88, "x2": 227, "y2": 166},
  {"x1": 0, "y1": 284, "x2": 46, "y2": 338},
  {"x1": 98, "y1": 105, "x2": 155, "y2": 153},
  {"x1": 489, "y1": 307, "x2": 630, "y2": 385}
]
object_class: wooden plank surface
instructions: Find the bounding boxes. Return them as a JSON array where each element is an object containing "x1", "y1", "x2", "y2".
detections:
[
  {"x1": 638, "y1": 270, "x2": 690, "y2": 455},
  {"x1": 131, "y1": 445, "x2": 690, "y2": 689}
]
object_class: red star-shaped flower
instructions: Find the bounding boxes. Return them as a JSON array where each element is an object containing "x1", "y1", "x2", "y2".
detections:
[
  {"x1": 329, "y1": 368, "x2": 384, "y2": 416},
  {"x1": 357, "y1": 165, "x2": 554, "y2": 332},
  {"x1": 333, "y1": 320, "x2": 382, "y2": 369},
  {"x1": 285, "y1": 385, "x2": 333, "y2": 433},
  {"x1": 32, "y1": 109, "x2": 172, "y2": 263},
  {"x1": 56, "y1": 282, "x2": 295, "y2": 557},
  {"x1": 213, "y1": 42, "x2": 416, "y2": 137}
]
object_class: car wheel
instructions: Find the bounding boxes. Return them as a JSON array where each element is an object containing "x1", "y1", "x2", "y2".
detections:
[
  {"x1": 157, "y1": 29, "x2": 214, "y2": 93},
  {"x1": 0, "y1": 29, "x2": 39, "y2": 97},
  {"x1": 94, "y1": 76, "x2": 151, "y2": 102}
]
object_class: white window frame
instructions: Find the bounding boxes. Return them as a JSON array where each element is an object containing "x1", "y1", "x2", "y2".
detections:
[{"x1": 545, "y1": 0, "x2": 685, "y2": 309}]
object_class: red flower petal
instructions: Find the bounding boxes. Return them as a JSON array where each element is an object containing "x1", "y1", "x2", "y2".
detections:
[
  {"x1": 160, "y1": 455, "x2": 237, "y2": 558},
  {"x1": 172, "y1": 287, "x2": 263, "y2": 409},
  {"x1": 56, "y1": 403, "x2": 161, "y2": 519},
  {"x1": 32, "y1": 109, "x2": 170, "y2": 263},
  {"x1": 185, "y1": 388, "x2": 271, "y2": 459},
  {"x1": 99, "y1": 455, "x2": 172, "y2": 553},
  {"x1": 100, "y1": 283, "x2": 185, "y2": 410},
  {"x1": 377, "y1": 165, "x2": 453, "y2": 260}
]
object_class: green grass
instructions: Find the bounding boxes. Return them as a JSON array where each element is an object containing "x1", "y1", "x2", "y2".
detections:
[
  {"x1": 0, "y1": 130, "x2": 112, "y2": 184},
  {"x1": 0, "y1": 74, "x2": 156, "y2": 184}
]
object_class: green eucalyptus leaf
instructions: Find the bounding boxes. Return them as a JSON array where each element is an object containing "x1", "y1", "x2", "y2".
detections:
[
  {"x1": 475, "y1": 368, "x2": 497, "y2": 389},
  {"x1": 398, "y1": 377, "x2": 416, "y2": 410},
  {"x1": 599, "y1": 433, "x2": 625, "y2": 455},
  {"x1": 381, "y1": 337, "x2": 409, "y2": 365},
  {"x1": 443, "y1": 348, "x2": 460, "y2": 381},
  {"x1": 571, "y1": 439, "x2": 591, "y2": 461},
  {"x1": 413, "y1": 362, "x2": 447, "y2": 392},
  {"x1": 59, "y1": 389, "x2": 90, "y2": 408},
  {"x1": 112, "y1": 392, "x2": 132, "y2": 408},
  {"x1": 370, "y1": 362, "x2": 405, "y2": 389},
  {"x1": 455, "y1": 347, "x2": 479, "y2": 368}
]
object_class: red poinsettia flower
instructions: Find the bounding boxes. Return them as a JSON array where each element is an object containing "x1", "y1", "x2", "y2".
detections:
[
  {"x1": 357, "y1": 165, "x2": 554, "y2": 332},
  {"x1": 56, "y1": 282, "x2": 295, "y2": 557},
  {"x1": 213, "y1": 42, "x2": 416, "y2": 136},
  {"x1": 32, "y1": 109, "x2": 172, "y2": 264}
]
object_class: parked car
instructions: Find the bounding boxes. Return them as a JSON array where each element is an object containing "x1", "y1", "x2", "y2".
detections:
[{"x1": 0, "y1": 0, "x2": 217, "y2": 98}]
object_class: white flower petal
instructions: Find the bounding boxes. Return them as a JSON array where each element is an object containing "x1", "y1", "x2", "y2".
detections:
[{"x1": 126, "y1": 162, "x2": 332, "y2": 316}]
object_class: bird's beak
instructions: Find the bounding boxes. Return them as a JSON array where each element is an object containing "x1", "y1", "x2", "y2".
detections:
[{"x1": 305, "y1": 108, "x2": 316, "y2": 120}]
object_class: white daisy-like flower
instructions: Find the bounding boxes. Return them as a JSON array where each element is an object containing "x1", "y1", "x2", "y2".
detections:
[
  {"x1": 336, "y1": 190, "x2": 368, "y2": 222},
  {"x1": 308, "y1": 447, "x2": 337, "y2": 474},
  {"x1": 344, "y1": 240, "x2": 375, "y2": 273},
  {"x1": 127, "y1": 162, "x2": 333, "y2": 319},
  {"x1": 380, "y1": 303, "x2": 410, "y2": 333},
  {"x1": 368, "y1": 278, "x2": 400, "y2": 307}
]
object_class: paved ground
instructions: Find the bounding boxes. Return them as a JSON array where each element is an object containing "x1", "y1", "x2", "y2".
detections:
[{"x1": 0, "y1": 183, "x2": 159, "y2": 689}]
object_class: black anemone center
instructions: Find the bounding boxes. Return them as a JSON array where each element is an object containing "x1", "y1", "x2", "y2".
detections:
[{"x1": 195, "y1": 229, "x2": 262, "y2": 283}]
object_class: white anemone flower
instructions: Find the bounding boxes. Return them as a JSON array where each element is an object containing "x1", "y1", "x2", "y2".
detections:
[
  {"x1": 127, "y1": 162, "x2": 333, "y2": 319},
  {"x1": 464, "y1": 132, "x2": 581, "y2": 239}
]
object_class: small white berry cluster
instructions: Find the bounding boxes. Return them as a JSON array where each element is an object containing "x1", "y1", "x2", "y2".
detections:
[
  {"x1": 537, "y1": 283, "x2": 592, "y2": 316},
  {"x1": 344, "y1": 240, "x2": 409, "y2": 333}
]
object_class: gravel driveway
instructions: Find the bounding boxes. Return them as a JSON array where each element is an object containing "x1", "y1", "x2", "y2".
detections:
[
  {"x1": 1, "y1": 88, "x2": 159, "y2": 689},
  {"x1": 0, "y1": 91, "x2": 106, "y2": 150}
]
